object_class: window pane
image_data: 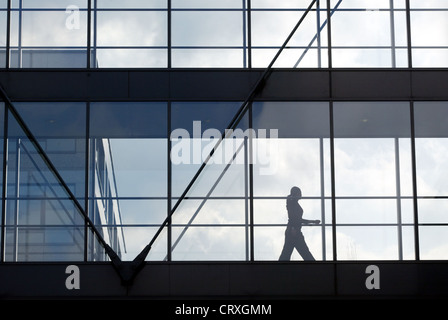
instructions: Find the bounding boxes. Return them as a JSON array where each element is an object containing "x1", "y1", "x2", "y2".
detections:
[
  {"x1": 334, "y1": 102, "x2": 412, "y2": 197},
  {"x1": 252, "y1": 102, "x2": 331, "y2": 197},
  {"x1": 89, "y1": 102, "x2": 167, "y2": 261},
  {"x1": 172, "y1": 49, "x2": 244, "y2": 67},
  {"x1": 410, "y1": 10, "x2": 448, "y2": 67},
  {"x1": 11, "y1": 11, "x2": 87, "y2": 46},
  {"x1": 414, "y1": 102, "x2": 448, "y2": 196},
  {"x1": 411, "y1": 11, "x2": 448, "y2": 47},
  {"x1": 253, "y1": 0, "x2": 327, "y2": 8},
  {"x1": 172, "y1": 11, "x2": 243, "y2": 46},
  {"x1": 5, "y1": 226, "x2": 84, "y2": 261},
  {"x1": 171, "y1": 102, "x2": 243, "y2": 197},
  {"x1": 251, "y1": 10, "x2": 327, "y2": 47},
  {"x1": 96, "y1": 11, "x2": 167, "y2": 47},
  {"x1": 14, "y1": 102, "x2": 86, "y2": 199},
  {"x1": 12, "y1": 0, "x2": 87, "y2": 8},
  {"x1": 171, "y1": 227, "x2": 246, "y2": 260},
  {"x1": 172, "y1": 0, "x2": 242, "y2": 8},
  {"x1": 337, "y1": 226, "x2": 402, "y2": 260},
  {"x1": 119, "y1": 227, "x2": 167, "y2": 261},
  {"x1": 0, "y1": 11, "x2": 6, "y2": 67},
  {"x1": 5, "y1": 106, "x2": 87, "y2": 262},
  {"x1": 410, "y1": 0, "x2": 448, "y2": 8},
  {"x1": 96, "y1": 0, "x2": 166, "y2": 8},
  {"x1": 419, "y1": 226, "x2": 448, "y2": 260},
  {"x1": 334, "y1": 102, "x2": 412, "y2": 261},
  {"x1": 94, "y1": 49, "x2": 167, "y2": 68},
  {"x1": 331, "y1": 3, "x2": 407, "y2": 67}
]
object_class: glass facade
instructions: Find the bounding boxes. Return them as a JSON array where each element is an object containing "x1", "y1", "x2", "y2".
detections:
[
  {"x1": 0, "y1": 0, "x2": 447, "y2": 68},
  {"x1": 0, "y1": 0, "x2": 447, "y2": 266},
  {"x1": 1, "y1": 99, "x2": 448, "y2": 262}
]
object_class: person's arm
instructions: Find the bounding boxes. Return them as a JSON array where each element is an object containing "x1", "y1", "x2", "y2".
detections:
[{"x1": 301, "y1": 218, "x2": 320, "y2": 225}]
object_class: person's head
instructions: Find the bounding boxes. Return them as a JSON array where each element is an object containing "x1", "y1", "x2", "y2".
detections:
[{"x1": 290, "y1": 186, "x2": 302, "y2": 198}]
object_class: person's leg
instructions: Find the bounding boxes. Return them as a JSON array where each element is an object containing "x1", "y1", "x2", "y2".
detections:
[
  {"x1": 278, "y1": 228, "x2": 294, "y2": 261},
  {"x1": 294, "y1": 232, "x2": 315, "y2": 261}
]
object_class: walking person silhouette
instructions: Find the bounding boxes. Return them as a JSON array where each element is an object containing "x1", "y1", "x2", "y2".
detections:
[{"x1": 279, "y1": 186, "x2": 320, "y2": 261}]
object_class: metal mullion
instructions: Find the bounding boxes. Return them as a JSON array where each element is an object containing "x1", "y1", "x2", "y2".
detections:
[
  {"x1": 242, "y1": 0, "x2": 247, "y2": 68},
  {"x1": 248, "y1": 103, "x2": 254, "y2": 262},
  {"x1": 167, "y1": 101, "x2": 172, "y2": 261},
  {"x1": 405, "y1": 0, "x2": 413, "y2": 68},
  {"x1": 1, "y1": 105, "x2": 8, "y2": 262},
  {"x1": 395, "y1": 137, "x2": 403, "y2": 260},
  {"x1": 247, "y1": 0, "x2": 252, "y2": 68},
  {"x1": 167, "y1": 0, "x2": 171, "y2": 68},
  {"x1": 410, "y1": 101, "x2": 420, "y2": 260},
  {"x1": 389, "y1": 0, "x2": 397, "y2": 68},
  {"x1": 319, "y1": 137, "x2": 326, "y2": 261},
  {"x1": 5, "y1": 0, "x2": 11, "y2": 68},
  {"x1": 84, "y1": 102, "x2": 90, "y2": 261},
  {"x1": 87, "y1": 0, "x2": 91, "y2": 69},
  {"x1": 244, "y1": 136, "x2": 249, "y2": 261}
]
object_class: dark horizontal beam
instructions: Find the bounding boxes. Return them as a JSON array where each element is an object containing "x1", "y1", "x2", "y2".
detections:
[
  {"x1": 0, "y1": 69, "x2": 447, "y2": 102},
  {"x1": 0, "y1": 261, "x2": 447, "y2": 299}
]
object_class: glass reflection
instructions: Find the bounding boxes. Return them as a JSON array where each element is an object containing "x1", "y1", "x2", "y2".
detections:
[
  {"x1": 5, "y1": 106, "x2": 86, "y2": 262},
  {"x1": 89, "y1": 102, "x2": 167, "y2": 261}
]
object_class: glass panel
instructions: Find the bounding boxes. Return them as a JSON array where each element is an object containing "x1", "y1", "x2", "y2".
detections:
[
  {"x1": 336, "y1": 226, "x2": 401, "y2": 260},
  {"x1": 94, "y1": 49, "x2": 167, "y2": 68},
  {"x1": 5, "y1": 108, "x2": 87, "y2": 262},
  {"x1": 252, "y1": 48, "x2": 329, "y2": 68},
  {"x1": 334, "y1": 102, "x2": 413, "y2": 260},
  {"x1": 172, "y1": 11, "x2": 243, "y2": 46},
  {"x1": 10, "y1": 49, "x2": 88, "y2": 68},
  {"x1": 252, "y1": 102, "x2": 331, "y2": 197},
  {"x1": 331, "y1": 0, "x2": 405, "y2": 9},
  {"x1": 171, "y1": 227, "x2": 246, "y2": 261},
  {"x1": 253, "y1": 0, "x2": 327, "y2": 8},
  {"x1": 419, "y1": 226, "x2": 448, "y2": 260},
  {"x1": 411, "y1": 11, "x2": 448, "y2": 47},
  {"x1": 12, "y1": 0, "x2": 87, "y2": 8},
  {"x1": 4, "y1": 226, "x2": 84, "y2": 261},
  {"x1": 252, "y1": 11, "x2": 328, "y2": 47},
  {"x1": 414, "y1": 102, "x2": 448, "y2": 196},
  {"x1": 172, "y1": 199, "x2": 246, "y2": 225},
  {"x1": 170, "y1": 102, "x2": 249, "y2": 261},
  {"x1": 171, "y1": 102, "x2": 243, "y2": 197},
  {"x1": 252, "y1": 102, "x2": 331, "y2": 261},
  {"x1": 11, "y1": 11, "x2": 87, "y2": 46},
  {"x1": 172, "y1": 49, "x2": 244, "y2": 68},
  {"x1": 412, "y1": 49, "x2": 448, "y2": 68},
  {"x1": 96, "y1": 11, "x2": 167, "y2": 47},
  {"x1": 418, "y1": 199, "x2": 448, "y2": 224},
  {"x1": 331, "y1": 2, "x2": 407, "y2": 67},
  {"x1": 0, "y1": 11, "x2": 6, "y2": 68},
  {"x1": 119, "y1": 227, "x2": 167, "y2": 261},
  {"x1": 172, "y1": 0, "x2": 243, "y2": 8},
  {"x1": 89, "y1": 102, "x2": 167, "y2": 261},
  {"x1": 96, "y1": 0, "x2": 167, "y2": 9},
  {"x1": 410, "y1": 0, "x2": 448, "y2": 9},
  {"x1": 14, "y1": 103, "x2": 86, "y2": 199},
  {"x1": 410, "y1": 9, "x2": 448, "y2": 67}
]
